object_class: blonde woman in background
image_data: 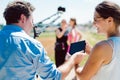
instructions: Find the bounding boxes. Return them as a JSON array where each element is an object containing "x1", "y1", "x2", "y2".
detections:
[{"x1": 55, "y1": 19, "x2": 69, "y2": 67}]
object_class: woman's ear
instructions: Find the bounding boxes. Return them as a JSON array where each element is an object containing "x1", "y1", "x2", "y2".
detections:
[
  {"x1": 107, "y1": 17, "x2": 113, "y2": 23},
  {"x1": 106, "y1": 17, "x2": 115, "y2": 29}
]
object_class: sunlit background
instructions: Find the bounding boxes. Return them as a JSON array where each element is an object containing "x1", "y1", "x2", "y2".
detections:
[
  {"x1": 0, "y1": 1, "x2": 119, "y2": 79},
  {"x1": 0, "y1": 0, "x2": 120, "y2": 25}
]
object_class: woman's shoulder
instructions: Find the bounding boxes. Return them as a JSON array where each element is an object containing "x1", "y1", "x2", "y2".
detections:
[
  {"x1": 95, "y1": 40, "x2": 107, "y2": 46},
  {"x1": 93, "y1": 40, "x2": 111, "y2": 52},
  {"x1": 90, "y1": 40, "x2": 113, "y2": 65},
  {"x1": 92, "y1": 40, "x2": 112, "y2": 59}
]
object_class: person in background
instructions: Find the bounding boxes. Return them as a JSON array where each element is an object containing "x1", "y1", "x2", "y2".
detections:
[
  {"x1": 65, "y1": 18, "x2": 83, "y2": 80},
  {"x1": 66, "y1": 18, "x2": 82, "y2": 59},
  {"x1": 55, "y1": 19, "x2": 69, "y2": 67},
  {"x1": 75, "y1": 1, "x2": 120, "y2": 80},
  {"x1": 0, "y1": 1, "x2": 84, "y2": 80}
]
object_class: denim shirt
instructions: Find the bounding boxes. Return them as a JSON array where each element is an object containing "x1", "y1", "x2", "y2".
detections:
[{"x1": 0, "y1": 25, "x2": 61, "y2": 80}]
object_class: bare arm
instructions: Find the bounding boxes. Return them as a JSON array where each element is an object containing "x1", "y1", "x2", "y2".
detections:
[
  {"x1": 77, "y1": 30, "x2": 82, "y2": 40},
  {"x1": 57, "y1": 52, "x2": 85, "y2": 80},
  {"x1": 76, "y1": 41, "x2": 113, "y2": 80},
  {"x1": 55, "y1": 28, "x2": 66, "y2": 38},
  {"x1": 75, "y1": 28, "x2": 82, "y2": 41}
]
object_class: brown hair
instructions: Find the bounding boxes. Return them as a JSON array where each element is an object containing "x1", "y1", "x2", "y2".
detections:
[
  {"x1": 70, "y1": 18, "x2": 77, "y2": 26},
  {"x1": 95, "y1": 1, "x2": 120, "y2": 26},
  {"x1": 3, "y1": 1, "x2": 35, "y2": 24}
]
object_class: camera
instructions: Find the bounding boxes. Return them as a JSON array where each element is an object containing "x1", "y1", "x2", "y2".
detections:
[
  {"x1": 33, "y1": 6, "x2": 66, "y2": 38},
  {"x1": 58, "y1": 6, "x2": 65, "y2": 12}
]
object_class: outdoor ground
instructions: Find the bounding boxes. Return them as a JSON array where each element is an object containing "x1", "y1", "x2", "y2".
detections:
[
  {"x1": 36, "y1": 32, "x2": 56, "y2": 62},
  {"x1": 35, "y1": 31, "x2": 105, "y2": 80}
]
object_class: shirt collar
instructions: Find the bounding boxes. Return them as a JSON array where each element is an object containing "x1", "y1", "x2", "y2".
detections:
[{"x1": 2, "y1": 24, "x2": 23, "y2": 32}]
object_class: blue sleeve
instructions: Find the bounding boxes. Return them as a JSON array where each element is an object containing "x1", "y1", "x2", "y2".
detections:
[{"x1": 28, "y1": 40, "x2": 62, "y2": 80}]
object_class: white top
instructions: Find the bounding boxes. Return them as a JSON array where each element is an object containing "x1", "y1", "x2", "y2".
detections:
[{"x1": 91, "y1": 37, "x2": 120, "y2": 80}]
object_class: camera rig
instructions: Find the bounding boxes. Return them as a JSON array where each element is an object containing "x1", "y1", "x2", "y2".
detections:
[{"x1": 33, "y1": 6, "x2": 65, "y2": 38}]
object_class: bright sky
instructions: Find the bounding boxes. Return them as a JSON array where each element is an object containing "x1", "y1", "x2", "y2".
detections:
[{"x1": 0, "y1": 0, "x2": 120, "y2": 24}]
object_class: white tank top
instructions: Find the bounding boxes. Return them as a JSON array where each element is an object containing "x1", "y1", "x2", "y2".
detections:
[{"x1": 91, "y1": 37, "x2": 120, "y2": 80}]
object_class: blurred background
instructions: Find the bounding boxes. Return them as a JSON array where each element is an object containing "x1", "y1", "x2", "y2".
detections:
[
  {"x1": 0, "y1": 0, "x2": 119, "y2": 68},
  {"x1": 1, "y1": 0, "x2": 120, "y2": 79}
]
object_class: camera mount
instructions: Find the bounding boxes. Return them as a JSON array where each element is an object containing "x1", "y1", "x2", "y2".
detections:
[{"x1": 33, "y1": 6, "x2": 65, "y2": 38}]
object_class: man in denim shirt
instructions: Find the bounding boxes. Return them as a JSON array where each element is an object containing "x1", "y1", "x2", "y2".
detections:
[{"x1": 0, "y1": 1, "x2": 84, "y2": 80}]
